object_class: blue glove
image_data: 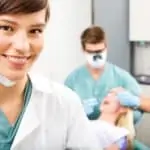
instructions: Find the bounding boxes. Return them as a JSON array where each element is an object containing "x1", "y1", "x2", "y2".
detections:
[
  {"x1": 82, "y1": 98, "x2": 100, "y2": 120},
  {"x1": 117, "y1": 91, "x2": 140, "y2": 108},
  {"x1": 82, "y1": 98, "x2": 99, "y2": 115}
]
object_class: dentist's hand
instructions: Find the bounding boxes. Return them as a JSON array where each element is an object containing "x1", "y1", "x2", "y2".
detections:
[
  {"x1": 117, "y1": 91, "x2": 140, "y2": 108},
  {"x1": 111, "y1": 87, "x2": 140, "y2": 108}
]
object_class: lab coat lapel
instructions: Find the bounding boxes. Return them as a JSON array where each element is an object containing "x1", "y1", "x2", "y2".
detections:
[{"x1": 11, "y1": 94, "x2": 40, "y2": 149}]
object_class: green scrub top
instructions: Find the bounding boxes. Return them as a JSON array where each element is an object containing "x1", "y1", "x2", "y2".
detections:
[
  {"x1": 0, "y1": 79, "x2": 32, "y2": 150},
  {"x1": 65, "y1": 62, "x2": 143, "y2": 123}
]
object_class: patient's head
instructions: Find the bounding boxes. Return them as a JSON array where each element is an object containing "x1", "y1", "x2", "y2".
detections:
[
  {"x1": 100, "y1": 91, "x2": 135, "y2": 149},
  {"x1": 100, "y1": 92, "x2": 127, "y2": 116}
]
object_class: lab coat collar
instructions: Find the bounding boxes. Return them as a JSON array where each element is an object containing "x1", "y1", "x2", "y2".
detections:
[
  {"x1": 28, "y1": 72, "x2": 52, "y2": 94},
  {"x1": 11, "y1": 99, "x2": 40, "y2": 149},
  {"x1": 11, "y1": 73, "x2": 52, "y2": 149}
]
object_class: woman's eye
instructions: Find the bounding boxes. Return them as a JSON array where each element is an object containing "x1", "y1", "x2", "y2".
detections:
[
  {"x1": 30, "y1": 29, "x2": 43, "y2": 35},
  {"x1": 0, "y1": 25, "x2": 13, "y2": 32}
]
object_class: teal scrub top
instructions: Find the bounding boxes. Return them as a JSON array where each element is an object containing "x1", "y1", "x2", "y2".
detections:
[
  {"x1": 0, "y1": 79, "x2": 32, "y2": 150},
  {"x1": 65, "y1": 62, "x2": 143, "y2": 123}
]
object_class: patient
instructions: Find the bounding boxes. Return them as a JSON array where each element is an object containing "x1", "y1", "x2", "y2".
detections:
[{"x1": 91, "y1": 92, "x2": 135, "y2": 150}]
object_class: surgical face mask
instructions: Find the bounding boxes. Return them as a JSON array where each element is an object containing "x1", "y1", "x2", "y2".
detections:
[
  {"x1": 0, "y1": 74, "x2": 16, "y2": 87},
  {"x1": 85, "y1": 50, "x2": 107, "y2": 68}
]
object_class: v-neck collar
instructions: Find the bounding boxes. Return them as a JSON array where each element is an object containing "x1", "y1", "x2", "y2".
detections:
[{"x1": 83, "y1": 63, "x2": 109, "y2": 83}]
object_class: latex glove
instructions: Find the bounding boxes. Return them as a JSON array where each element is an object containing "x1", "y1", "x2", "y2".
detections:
[
  {"x1": 117, "y1": 91, "x2": 140, "y2": 108},
  {"x1": 82, "y1": 98, "x2": 99, "y2": 115}
]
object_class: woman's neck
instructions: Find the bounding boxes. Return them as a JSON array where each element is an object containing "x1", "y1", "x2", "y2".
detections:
[
  {"x1": 0, "y1": 76, "x2": 28, "y2": 104},
  {"x1": 99, "y1": 113, "x2": 118, "y2": 125}
]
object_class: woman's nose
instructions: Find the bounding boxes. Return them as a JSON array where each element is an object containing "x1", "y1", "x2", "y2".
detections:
[{"x1": 12, "y1": 31, "x2": 30, "y2": 53}]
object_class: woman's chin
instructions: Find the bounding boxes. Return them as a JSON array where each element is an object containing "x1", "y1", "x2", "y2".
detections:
[{"x1": 4, "y1": 72, "x2": 26, "y2": 82}]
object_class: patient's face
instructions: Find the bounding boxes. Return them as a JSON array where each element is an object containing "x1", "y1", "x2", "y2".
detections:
[{"x1": 100, "y1": 92, "x2": 122, "y2": 114}]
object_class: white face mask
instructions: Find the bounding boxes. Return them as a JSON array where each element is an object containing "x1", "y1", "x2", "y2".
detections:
[
  {"x1": 0, "y1": 74, "x2": 16, "y2": 87},
  {"x1": 85, "y1": 50, "x2": 107, "y2": 68}
]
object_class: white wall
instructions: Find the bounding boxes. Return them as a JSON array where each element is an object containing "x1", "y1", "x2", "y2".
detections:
[{"x1": 31, "y1": 0, "x2": 92, "y2": 82}]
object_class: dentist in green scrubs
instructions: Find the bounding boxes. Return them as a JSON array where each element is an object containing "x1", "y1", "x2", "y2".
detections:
[
  {"x1": 65, "y1": 25, "x2": 149, "y2": 149},
  {"x1": 0, "y1": 1, "x2": 103, "y2": 149}
]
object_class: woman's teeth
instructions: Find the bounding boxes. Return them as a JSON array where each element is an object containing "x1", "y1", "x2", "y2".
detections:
[
  {"x1": 4, "y1": 55, "x2": 29, "y2": 63},
  {"x1": 7, "y1": 56, "x2": 27, "y2": 63}
]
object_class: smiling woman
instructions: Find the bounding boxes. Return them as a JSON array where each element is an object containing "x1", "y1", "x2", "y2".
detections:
[
  {"x1": 0, "y1": 11, "x2": 45, "y2": 82},
  {"x1": 0, "y1": 0, "x2": 49, "y2": 85},
  {"x1": 0, "y1": 0, "x2": 50, "y2": 148},
  {"x1": 0, "y1": 0, "x2": 103, "y2": 150}
]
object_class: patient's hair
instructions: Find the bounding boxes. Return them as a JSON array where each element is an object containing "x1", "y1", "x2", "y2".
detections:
[{"x1": 116, "y1": 109, "x2": 135, "y2": 150}]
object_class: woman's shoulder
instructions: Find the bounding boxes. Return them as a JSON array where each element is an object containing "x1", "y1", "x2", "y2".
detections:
[{"x1": 29, "y1": 73, "x2": 83, "y2": 110}]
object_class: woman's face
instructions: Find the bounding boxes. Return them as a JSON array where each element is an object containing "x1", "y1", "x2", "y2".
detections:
[
  {"x1": 100, "y1": 92, "x2": 124, "y2": 114},
  {"x1": 0, "y1": 9, "x2": 46, "y2": 81}
]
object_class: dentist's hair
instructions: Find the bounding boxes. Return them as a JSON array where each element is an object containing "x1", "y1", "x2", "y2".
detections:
[
  {"x1": 0, "y1": 0, "x2": 50, "y2": 22},
  {"x1": 116, "y1": 108, "x2": 135, "y2": 150},
  {"x1": 80, "y1": 25, "x2": 106, "y2": 50}
]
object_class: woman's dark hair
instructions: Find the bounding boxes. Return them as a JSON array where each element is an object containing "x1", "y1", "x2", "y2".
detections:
[{"x1": 0, "y1": 0, "x2": 50, "y2": 22}]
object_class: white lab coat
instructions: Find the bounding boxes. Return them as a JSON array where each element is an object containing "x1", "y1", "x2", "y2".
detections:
[{"x1": 10, "y1": 73, "x2": 102, "y2": 150}]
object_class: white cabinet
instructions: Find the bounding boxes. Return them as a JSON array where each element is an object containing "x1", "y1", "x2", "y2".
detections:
[{"x1": 129, "y1": 0, "x2": 150, "y2": 41}]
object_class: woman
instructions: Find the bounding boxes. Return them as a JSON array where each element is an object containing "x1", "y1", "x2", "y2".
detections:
[
  {"x1": 91, "y1": 91, "x2": 150, "y2": 150},
  {"x1": 91, "y1": 92, "x2": 135, "y2": 150},
  {"x1": 0, "y1": 0, "x2": 102, "y2": 149}
]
